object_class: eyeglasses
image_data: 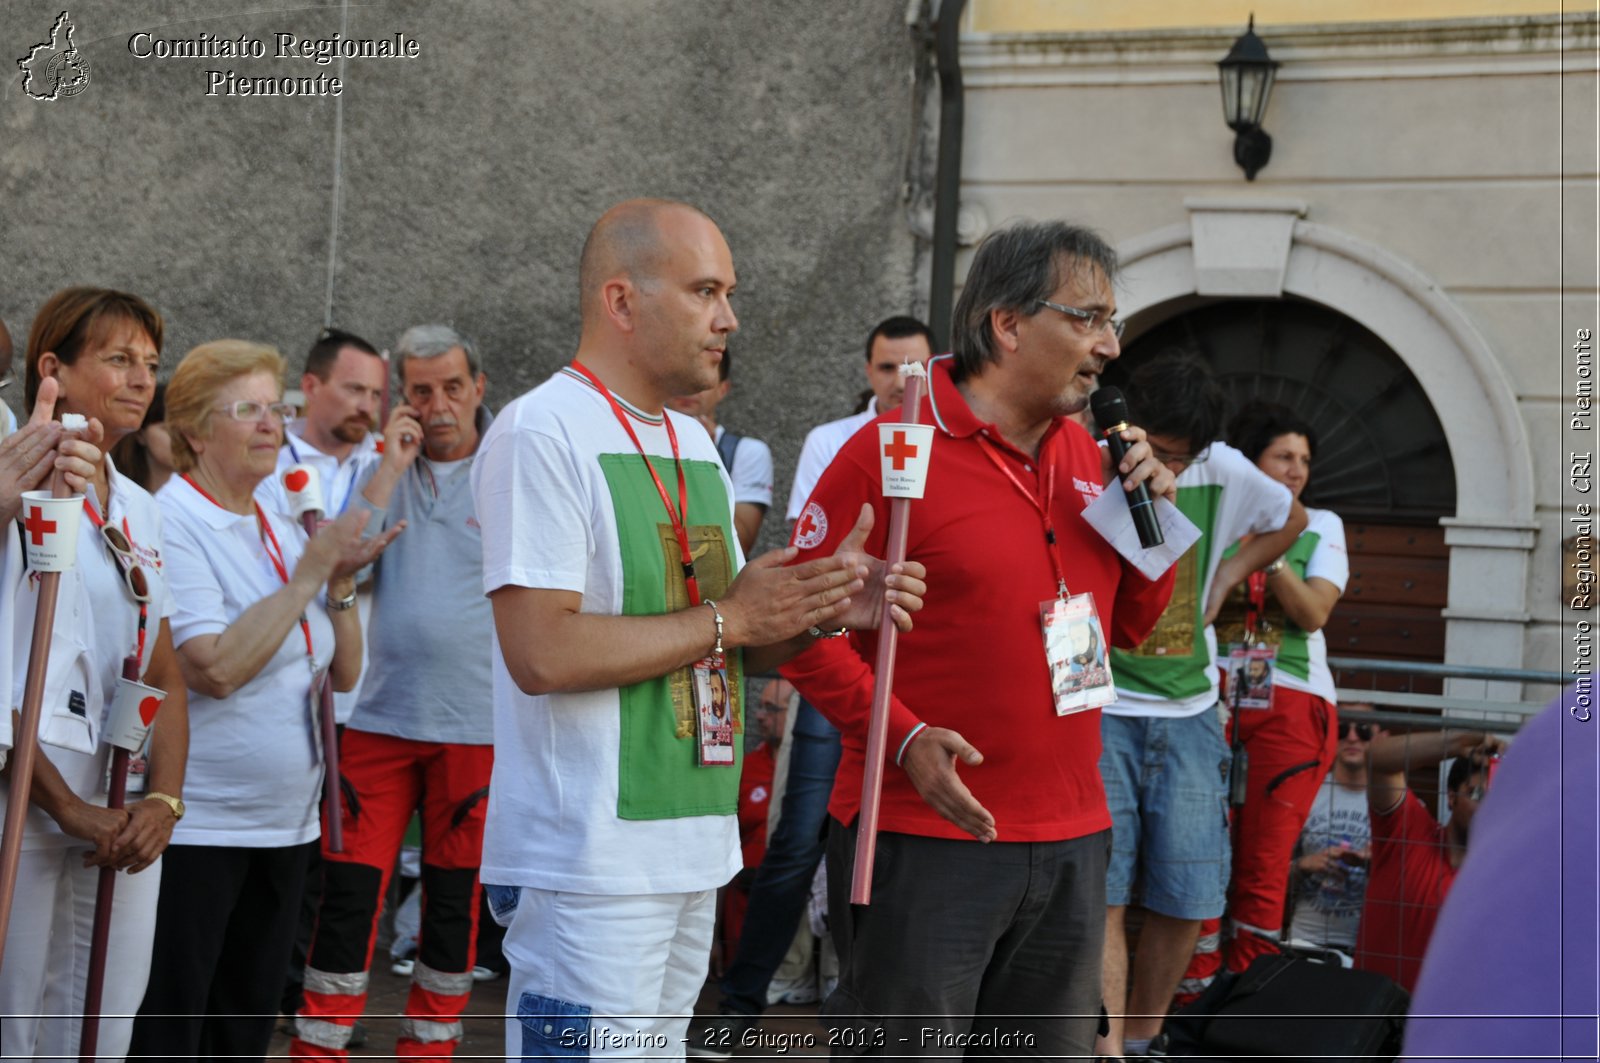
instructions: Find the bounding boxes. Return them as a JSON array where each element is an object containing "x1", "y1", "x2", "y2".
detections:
[
  {"x1": 1035, "y1": 299, "x2": 1126, "y2": 340},
  {"x1": 100, "y1": 523, "x2": 151, "y2": 604},
  {"x1": 214, "y1": 400, "x2": 296, "y2": 423},
  {"x1": 1338, "y1": 721, "x2": 1374, "y2": 741},
  {"x1": 1152, "y1": 444, "x2": 1211, "y2": 470}
]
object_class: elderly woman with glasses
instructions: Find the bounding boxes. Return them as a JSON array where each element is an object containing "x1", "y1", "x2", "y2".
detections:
[
  {"x1": 1207, "y1": 398, "x2": 1350, "y2": 975},
  {"x1": 128, "y1": 340, "x2": 400, "y2": 1061},
  {"x1": 0, "y1": 287, "x2": 189, "y2": 1062}
]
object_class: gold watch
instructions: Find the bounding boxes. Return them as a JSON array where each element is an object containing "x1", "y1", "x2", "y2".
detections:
[{"x1": 145, "y1": 791, "x2": 185, "y2": 821}]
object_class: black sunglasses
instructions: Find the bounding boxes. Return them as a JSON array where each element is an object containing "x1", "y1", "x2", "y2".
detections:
[{"x1": 1338, "y1": 721, "x2": 1374, "y2": 741}]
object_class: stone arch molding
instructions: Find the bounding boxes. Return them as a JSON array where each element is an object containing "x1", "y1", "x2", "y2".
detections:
[{"x1": 1116, "y1": 199, "x2": 1536, "y2": 672}]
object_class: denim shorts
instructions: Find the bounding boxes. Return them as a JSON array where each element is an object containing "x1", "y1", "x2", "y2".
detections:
[{"x1": 1100, "y1": 706, "x2": 1232, "y2": 920}]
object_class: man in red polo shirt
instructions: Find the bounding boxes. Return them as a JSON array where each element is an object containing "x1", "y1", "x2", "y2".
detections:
[
  {"x1": 782, "y1": 220, "x2": 1178, "y2": 1056},
  {"x1": 1357, "y1": 727, "x2": 1504, "y2": 992}
]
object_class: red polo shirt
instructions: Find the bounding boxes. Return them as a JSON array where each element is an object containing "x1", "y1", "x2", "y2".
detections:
[{"x1": 782, "y1": 356, "x2": 1175, "y2": 842}]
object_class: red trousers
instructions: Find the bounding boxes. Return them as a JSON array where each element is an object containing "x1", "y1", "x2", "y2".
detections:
[
  {"x1": 291, "y1": 731, "x2": 493, "y2": 1060},
  {"x1": 1179, "y1": 689, "x2": 1336, "y2": 999}
]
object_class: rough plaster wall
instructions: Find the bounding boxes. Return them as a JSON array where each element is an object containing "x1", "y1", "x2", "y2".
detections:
[{"x1": 1, "y1": 1, "x2": 921, "y2": 553}]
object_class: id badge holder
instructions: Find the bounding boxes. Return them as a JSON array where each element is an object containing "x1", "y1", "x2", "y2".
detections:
[
  {"x1": 1227, "y1": 643, "x2": 1277, "y2": 710},
  {"x1": 692, "y1": 654, "x2": 735, "y2": 766},
  {"x1": 1042, "y1": 592, "x2": 1116, "y2": 715}
]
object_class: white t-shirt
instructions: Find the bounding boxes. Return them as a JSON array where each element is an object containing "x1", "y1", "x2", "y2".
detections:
[
  {"x1": 1109, "y1": 441, "x2": 1295, "y2": 718},
  {"x1": 257, "y1": 423, "x2": 382, "y2": 724},
  {"x1": 784, "y1": 399, "x2": 881, "y2": 522},
  {"x1": 1289, "y1": 777, "x2": 1371, "y2": 950},
  {"x1": 4, "y1": 462, "x2": 176, "y2": 849},
  {"x1": 161, "y1": 475, "x2": 335, "y2": 847},
  {"x1": 713, "y1": 424, "x2": 774, "y2": 509},
  {"x1": 472, "y1": 369, "x2": 744, "y2": 895}
]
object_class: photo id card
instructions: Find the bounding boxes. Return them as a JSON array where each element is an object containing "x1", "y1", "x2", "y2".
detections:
[
  {"x1": 1227, "y1": 644, "x2": 1277, "y2": 710},
  {"x1": 1042, "y1": 594, "x2": 1116, "y2": 715},
  {"x1": 693, "y1": 656, "x2": 736, "y2": 766}
]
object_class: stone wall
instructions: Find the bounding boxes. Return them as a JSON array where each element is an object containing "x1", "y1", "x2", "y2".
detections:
[{"x1": 2, "y1": 0, "x2": 924, "y2": 552}]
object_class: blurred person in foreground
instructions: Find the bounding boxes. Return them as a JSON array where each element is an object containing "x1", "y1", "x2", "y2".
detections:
[
  {"x1": 129, "y1": 340, "x2": 399, "y2": 1060},
  {"x1": 1402, "y1": 687, "x2": 1597, "y2": 1061}
]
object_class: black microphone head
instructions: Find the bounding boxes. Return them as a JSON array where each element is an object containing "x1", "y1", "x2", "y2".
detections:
[{"x1": 1090, "y1": 386, "x2": 1129, "y2": 431}]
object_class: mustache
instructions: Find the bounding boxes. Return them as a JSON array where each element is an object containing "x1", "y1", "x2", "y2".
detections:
[{"x1": 425, "y1": 415, "x2": 457, "y2": 429}]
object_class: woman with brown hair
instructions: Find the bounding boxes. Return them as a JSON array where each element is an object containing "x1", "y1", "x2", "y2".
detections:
[
  {"x1": 129, "y1": 339, "x2": 400, "y2": 1060},
  {"x1": 0, "y1": 286, "x2": 188, "y2": 1062}
]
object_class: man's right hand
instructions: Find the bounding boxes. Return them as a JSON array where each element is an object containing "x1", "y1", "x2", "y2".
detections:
[
  {"x1": 900, "y1": 726, "x2": 996, "y2": 842},
  {"x1": 380, "y1": 404, "x2": 424, "y2": 471}
]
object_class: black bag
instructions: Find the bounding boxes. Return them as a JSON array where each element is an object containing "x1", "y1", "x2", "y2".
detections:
[{"x1": 1163, "y1": 952, "x2": 1409, "y2": 1061}]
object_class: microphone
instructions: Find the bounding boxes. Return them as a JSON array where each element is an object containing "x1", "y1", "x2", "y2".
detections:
[{"x1": 1090, "y1": 387, "x2": 1164, "y2": 549}]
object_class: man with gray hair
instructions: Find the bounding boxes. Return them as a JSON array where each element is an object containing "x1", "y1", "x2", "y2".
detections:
[
  {"x1": 290, "y1": 324, "x2": 496, "y2": 1061},
  {"x1": 780, "y1": 220, "x2": 1177, "y2": 1055}
]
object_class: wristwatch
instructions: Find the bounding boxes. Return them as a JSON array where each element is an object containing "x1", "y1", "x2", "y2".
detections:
[
  {"x1": 326, "y1": 587, "x2": 358, "y2": 611},
  {"x1": 145, "y1": 791, "x2": 185, "y2": 821},
  {"x1": 1263, "y1": 558, "x2": 1287, "y2": 576},
  {"x1": 808, "y1": 624, "x2": 848, "y2": 640}
]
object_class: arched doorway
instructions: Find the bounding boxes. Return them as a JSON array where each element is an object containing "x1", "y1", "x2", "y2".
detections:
[
  {"x1": 1113, "y1": 205, "x2": 1536, "y2": 685},
  {"x1": 1105, "y1": 297, "x2": 1455, "y2": 665}
]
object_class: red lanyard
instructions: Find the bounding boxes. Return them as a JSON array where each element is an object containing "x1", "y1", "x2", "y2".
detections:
[
  {"x1": 568, "y1": 362, "x2": 703, "y2": 606},
  {"x1": 974, "y1": 433, "x2": 1068, "y2": 598},
  {"x1": 182, "y1": 474, "x2": 316, "y2": 661},
  {"x1": 82, "y1": 498, "x2": 150, "y2": 666},
  {"x1": 1244, "y1": 568, "x2": 1269, "y2": 643}
]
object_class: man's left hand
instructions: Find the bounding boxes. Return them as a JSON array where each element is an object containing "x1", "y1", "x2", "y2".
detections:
[{"x1": 828, "y1": 504, "x2": 927, "y2": 633}]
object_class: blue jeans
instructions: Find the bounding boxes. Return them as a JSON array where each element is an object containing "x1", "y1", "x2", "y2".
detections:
[
  {"x1": 1100, "y1": 707, "x2": 1232, "y2": 920},
  {"x1": 718, "y1": 698, "x2": 841, "y2": 1015}
]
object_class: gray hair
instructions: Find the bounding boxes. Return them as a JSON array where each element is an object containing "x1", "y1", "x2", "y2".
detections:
[
  {"x1": 394, "y1": 323, "x2": 481, "y2": 378},
  {"x1": 950, "y1": 221, "x2": 1119, "y2": 381}
]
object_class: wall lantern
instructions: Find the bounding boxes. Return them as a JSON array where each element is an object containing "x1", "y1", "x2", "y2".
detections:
[{"x1": 1217, "y1": 15, "x2": 1279, "y2": 180}]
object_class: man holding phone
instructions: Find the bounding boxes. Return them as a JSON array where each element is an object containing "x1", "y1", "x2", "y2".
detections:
[{"x1": 290, "y1": 324, "x2": 495, "y2": 1061}]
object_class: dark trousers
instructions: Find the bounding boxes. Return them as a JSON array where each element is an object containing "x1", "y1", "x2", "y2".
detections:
[
  {"x1": 131, "y1": 841, "x2": 316, "y2": 1060},
  {"x1": 719, "y1": 698, "x2": 841, "y2": 1014},
  {"x1": 823, "y1": 820, "x2": 1110, "y2": 1058}
]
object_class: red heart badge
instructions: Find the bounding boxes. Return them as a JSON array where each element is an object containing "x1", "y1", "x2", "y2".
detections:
[
  {"x1": 138, "y1": 696, "x2": 161, "y2": 726},
  {"x1": 285, "y1": 469, "x2": 311, "y2": 492}
]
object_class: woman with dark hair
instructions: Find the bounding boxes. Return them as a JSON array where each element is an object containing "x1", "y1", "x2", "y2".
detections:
[
  {"x1": 129, "y1": 339, "x2": 399, "y2": 1060},
  {"x1": 0, "y1": 286, "x2": 189, "y2": 1062},
  {"x1": 1210, "y1": 398, "x2": 1349, "y2": 972},
  {"x1": 109, "y1": 381, "x2": 175, "y2": 494}
]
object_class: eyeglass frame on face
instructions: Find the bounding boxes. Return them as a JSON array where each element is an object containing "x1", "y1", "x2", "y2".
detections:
[
  {"x1": 1034, "y1": 299, "x2": 1126, "y2": 340},
  {"x1": 100, "y1": 523, "x2": 151, "y2": 604},
  {"x1": 213, "y1": 400, "x2": 297, "y2": 423},
  {"x1": 1338, "y1": 721, "x2": 1374, "y2": 742},
  {"x1": 1150, "y1": 443, "x2": 1211, "y2": 472}
]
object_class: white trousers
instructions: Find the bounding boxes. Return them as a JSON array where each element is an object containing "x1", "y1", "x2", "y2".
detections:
[
  {"x1": 494, "y1": 885, "x2": 715, "y2": 1062},
  {"x1": 0, "y1": 846, "x2": 162, "y2": 1062}
]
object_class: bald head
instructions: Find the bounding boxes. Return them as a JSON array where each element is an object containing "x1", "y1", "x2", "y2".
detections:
[{"x1": 578, "y1": 199, "x2": 716, "y2": 322}]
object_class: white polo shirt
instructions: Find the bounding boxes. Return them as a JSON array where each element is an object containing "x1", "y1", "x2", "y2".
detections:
[
  {"x1": 161, "y1": 475, "x2": 335, "y2": 848},
  {"x1": 784, "y1": 398, "x2": 880, "y2": 522},
  {"x1": 3, "y1": 461, "x2": 175, "y2": 849}
]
